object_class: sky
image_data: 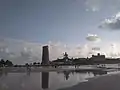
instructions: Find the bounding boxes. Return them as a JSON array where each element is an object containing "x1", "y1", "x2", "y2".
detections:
[{"x1": 1, "y1": 0, "x2": 120, "y2": 64}]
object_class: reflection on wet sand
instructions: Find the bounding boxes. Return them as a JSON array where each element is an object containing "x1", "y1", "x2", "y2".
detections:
[
  {"x1": 0, "y1": 69, "x2": 8, "y2": 77},
  {"x1": 42, "y1": 72, "x2": 49, "y2": 89},
  {"x1": 26, "y1": 70, "x2": 31, "y2": 76},
  {"x1": 0, "y1": 67, "x2": 118, "y2": 90},
  {"x1": 63, "y1": 71, "x2": 71, "y2": 80},
  {"x1": 58, "y1": 70, "x2": 108, "y2": 80}
]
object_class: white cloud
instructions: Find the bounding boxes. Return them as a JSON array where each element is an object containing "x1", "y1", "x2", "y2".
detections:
[
  {"x1": 86, "y1": 34, "x2": 101, "y2": 42},
  {"x1": 99, "y1": 12, "x2": 120, "y2": 30}
]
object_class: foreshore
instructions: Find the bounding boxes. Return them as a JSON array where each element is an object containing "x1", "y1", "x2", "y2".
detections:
[
  {"x1": 0, "y1": 66, "x2": 120, "y2": 90},
  {"x1": 59, "y1": 71, "x2": 120, "y2": 90},
  {"x1": 0, "y1": 66, "x2": 117, "y2": 73}
]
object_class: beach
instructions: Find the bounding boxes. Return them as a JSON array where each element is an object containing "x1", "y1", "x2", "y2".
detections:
[
  {"x1": 59, "y1": 71, "x2": 120, "y2": 90},
  {"x1": 0, "y1": 65, "x2": 120, "y2": 90}
]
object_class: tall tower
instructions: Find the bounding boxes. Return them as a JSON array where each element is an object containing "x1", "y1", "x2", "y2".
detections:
[{"x1": 41, "y1": 45, "x2": 49, "y2": 65}]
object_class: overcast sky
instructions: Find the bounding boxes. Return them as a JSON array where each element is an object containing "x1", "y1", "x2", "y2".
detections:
[{"x1": 1, "y1": 0, "x2": 120, "y2": 64}]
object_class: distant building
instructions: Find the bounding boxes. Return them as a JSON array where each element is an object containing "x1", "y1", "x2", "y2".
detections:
[
  {"x1": 41, "y1": 46, "x2": 49, "y2": 65},
  {"x1": 91, "y1": 53, "x2": 105, "y2": 61},
  {"x1": 51, "y1": 52, "x2": 72, "y2": 65},
  {"x1": 63, "y1": 52, "x2": 69, "y2": 62},
  {"x1": 73, "y1": 58, "x2": 88, "y2": 65}
]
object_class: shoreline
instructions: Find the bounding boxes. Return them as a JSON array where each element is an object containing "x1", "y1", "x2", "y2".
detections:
[
  {"x1": 0, "y1": 66, "x2": 114, "y2": 73},
  {"x1": 86, "y1": 70, "x2": 120, "y2": 80},
  {"x1": 58, "y1": 70, "x2": 120, "y2": 90}
]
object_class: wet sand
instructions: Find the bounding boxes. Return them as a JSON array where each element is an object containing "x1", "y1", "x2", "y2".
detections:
[
  {"x1": 0, "y1": 66, "x2": 120, "y2": 90},
  {"x1": 1, "y1": 66, "x2": 107, "y2": 73},
  {"x1": 59, "y1": 72, "x2": 120, "y2": 90}
]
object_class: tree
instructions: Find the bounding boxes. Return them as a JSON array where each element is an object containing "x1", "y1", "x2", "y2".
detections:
[
  {"x1": 5, "y1": 60, "x2": 13, "y2": 66},
  {"x1": 33, "y1": 62, "x2": 37, "y2": 65},
  {"x1": 37, "y1": 62, "x2": 40, "y2": 65},
  {"x1": 25, "y1": 63, "x2": 29, "y2": 66},
  {"x1": 0, "y1": 59, "x2": 5, "y2": 67}
]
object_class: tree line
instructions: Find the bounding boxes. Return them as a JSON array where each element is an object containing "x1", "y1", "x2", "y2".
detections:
[
  {"x1": 25, "y1": 62, "x2": 41, "y2": 66},
  {"x1": 0, "y1": 59, "x2": 13, "y2": 67}
]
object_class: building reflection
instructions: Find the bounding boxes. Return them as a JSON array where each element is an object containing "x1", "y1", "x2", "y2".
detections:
[
  {"x1": 4, "y1": 71, "x2": 8, "y2": 76},
  {"x1": 57, "y1": 70, "x2": 108, "y2": 80},
  {"x1": 0, "y1": 71, "x2": 3, "y2": 78},
  {"x1": 41, "y1": 72, "x2": 49, "y2": 89},
  {"x1": 93, "y1": 71, "x2": 107, "y2": 76},
  {"x1": 26, "y1": 71, "x2": 30, "y2": 76},
  {"x1": 0, "y1": 69, "x2": 8, "y2": 76},
  {"x1": 63, "y1": 71, "x2": 70, "y2": 80}
]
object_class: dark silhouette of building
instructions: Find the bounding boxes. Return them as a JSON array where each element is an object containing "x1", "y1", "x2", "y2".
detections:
[
  {"x1": 52, "y1": 52, "x2": 120, "y2": 65},
  {"x1": 41, "y1": 46, "x2": 49, "y2": 65},
  {"x1": 63, "y1": 52, "x2": 69, "y2": 61},
  {"x1": 51, "y1": 52, "x2": 72, "y2": 65},
  {"x1": 91, "y1": 53, "x2": 105, "y2": 61},
  {"x1": 41, "y1": 72, "x2": 49, "y2": 89}
]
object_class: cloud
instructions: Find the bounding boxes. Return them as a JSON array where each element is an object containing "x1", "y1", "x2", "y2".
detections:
[
  {"x1": 86, "y1": 34, "x2": 101, "y2": 42},
  {"x1": 92, "y1": 47, "x2": 100, "y2": 51},
  {"x1": 85, "y1": 0, "x2": 120, "y2": 12},
  {"x1": 99, "y1": 12, "x2": 120, "y2": 30},
  {"x1": 85, "y1": 0, "x2": 101, "y2": 12}
]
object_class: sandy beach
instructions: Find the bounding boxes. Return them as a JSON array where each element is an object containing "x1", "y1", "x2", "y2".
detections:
[{"x1": 59, "y1": 71, "x2": 120, "y2": 90}]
